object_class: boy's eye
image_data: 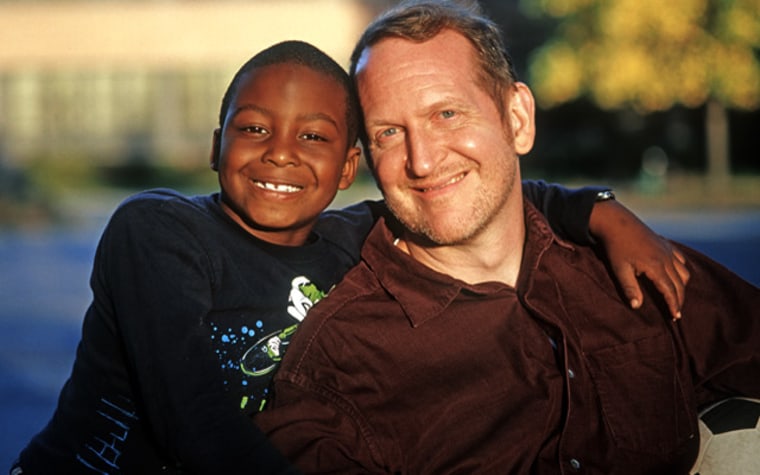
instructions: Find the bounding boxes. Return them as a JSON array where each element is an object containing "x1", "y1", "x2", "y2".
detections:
[
  {"x1": 301, "y1": 133, "x2": 327, "y2": 142},
  {"x1": 242, "y1": 125, "x2": 268, "y2": 135}
]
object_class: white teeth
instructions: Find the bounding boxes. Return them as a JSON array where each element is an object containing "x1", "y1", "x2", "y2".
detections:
[
  {"x1": 255, "y1": 181, "x2": 302, "y2": 193},
  {"x1": 422, "y1": 173, "x2": 465, "y2": 192}
]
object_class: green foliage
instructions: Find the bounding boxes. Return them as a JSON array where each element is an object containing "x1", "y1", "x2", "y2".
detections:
[{"x1": 522, "y1": 0, "x2": 760, "y2": 112}]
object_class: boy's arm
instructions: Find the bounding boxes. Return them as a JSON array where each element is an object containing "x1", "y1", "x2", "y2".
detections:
[
  {"x1": 522, "y1": 180, "x2": 689, "y2": 319},
  {"x1": 589, "y1": 198, "x2": 689, "y2": 319},
  {"x1": 522, "y1": 179, "x2": 603, "y2": 244},
  {"x1": 102, "y1": 197, "x2": 299, "y2": 474}
]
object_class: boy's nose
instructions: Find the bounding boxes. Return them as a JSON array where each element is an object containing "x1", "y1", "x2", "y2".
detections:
[{"x1": 263, "y1": 137, "x2": 299, "y2": 166}]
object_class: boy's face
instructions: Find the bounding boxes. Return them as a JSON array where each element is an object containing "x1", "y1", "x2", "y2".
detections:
[{"x1": 212, "y1": 63, "x2": 360, "y2": 246}]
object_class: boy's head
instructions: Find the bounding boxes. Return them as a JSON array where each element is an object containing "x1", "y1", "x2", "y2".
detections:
[
  {"x1": 211, "y1": 40, "x2": 361, "y2": 247},
  {"x1": 219, "y1": 40, "x2": 360, "y2": 147}
]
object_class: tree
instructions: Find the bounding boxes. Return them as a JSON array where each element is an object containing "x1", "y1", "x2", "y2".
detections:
[{"x1": 521, "y1": 0, "x2": 760, "y2": 182}]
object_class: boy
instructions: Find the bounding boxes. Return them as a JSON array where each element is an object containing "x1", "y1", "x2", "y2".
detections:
[{"x1": 13, "y1": 40, "x2": 686, "y2": 474}]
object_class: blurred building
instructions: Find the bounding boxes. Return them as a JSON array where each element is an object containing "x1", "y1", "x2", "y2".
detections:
[{"x1": 0, "y1": 0, "x2": 376, "y2": 167}]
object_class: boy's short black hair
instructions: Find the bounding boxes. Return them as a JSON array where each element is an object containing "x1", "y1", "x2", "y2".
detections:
[{"x1": 218, "y1": 40, "x2": 360, "y2": 148}]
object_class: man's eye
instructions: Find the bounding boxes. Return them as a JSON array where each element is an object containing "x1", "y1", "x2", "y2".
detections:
[
  {"x1": 380, "y1": 127, "x2": 398, "y2": 138},
  {"x1": 440, "y1": 110, "x2": 456, "y2": 119}
]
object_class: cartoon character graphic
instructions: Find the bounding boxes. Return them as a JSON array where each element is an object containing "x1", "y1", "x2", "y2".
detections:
[
  {"x1": 240, "y1": 324, "x2": 298, "y2": 377},
  {"x1": 287, "y1": 276, "x2": 324, "y2": 321},
  {"x1": 240, "y1": 276, "x2": 325, "y2": 377}
]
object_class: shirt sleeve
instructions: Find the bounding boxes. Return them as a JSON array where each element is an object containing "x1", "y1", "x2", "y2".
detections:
[
  {"x1": 671, "y1": 243, "x2": 760, "y2": 404},
  {"x1": 95, "y1": 196, "x2": 298, "y2": 474},
  {"x1": 522, "y1": 179, "x2": 608, "y2": 245}
]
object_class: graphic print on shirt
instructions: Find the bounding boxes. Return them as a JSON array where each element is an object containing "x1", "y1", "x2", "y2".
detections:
[
  {"x1": 209, "y1": 275, "x2": 325, "y2": 412},
  {"x1": 76, "y1": 395, "x2": 137, "y2": 474}
]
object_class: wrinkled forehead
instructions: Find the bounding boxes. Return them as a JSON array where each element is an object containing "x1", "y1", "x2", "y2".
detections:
[
  {"x1": 354, "y1": 31, "x2": 481, "y2": 105},
  {"x1": 356, "y1": 29, "x2": 476, "y2": 72}
]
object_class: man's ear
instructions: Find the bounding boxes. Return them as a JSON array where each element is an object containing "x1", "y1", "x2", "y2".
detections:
[
  {"x1": 506, "y1": 82, "x2": 536, "y2": 155},
  {"x1": 338, "y1": 146, "x2": 361, "y2": 191},
  {"x1": 210, "y1": 128, "x2": 221, "y2": 171}
]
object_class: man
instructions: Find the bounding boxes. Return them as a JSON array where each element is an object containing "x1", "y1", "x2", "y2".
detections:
[{"x1": 255, "y1": 1, "x2": 760, "y2": 473}]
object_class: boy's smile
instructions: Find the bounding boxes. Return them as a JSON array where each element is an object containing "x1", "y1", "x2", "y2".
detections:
[
  {"x1": 213, "y1": 63, "x2": 360, "y2": 246},
  {"x1": 253, "y1": 180, "x2": 302, "y2": 193}
]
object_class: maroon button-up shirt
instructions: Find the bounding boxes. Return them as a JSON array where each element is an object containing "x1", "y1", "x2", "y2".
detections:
[{"x1": 256, "y1": 203, "x2": 760, "y2": 474}]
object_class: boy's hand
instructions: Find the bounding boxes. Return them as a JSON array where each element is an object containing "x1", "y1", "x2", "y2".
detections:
[{"x1": 590, "y1": 200, "x2": 691, "y2": 320}]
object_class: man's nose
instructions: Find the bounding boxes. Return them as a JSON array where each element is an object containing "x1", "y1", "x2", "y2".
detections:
[{"x1": 405, "y1": 129, "x2": 444, "y2": 177}]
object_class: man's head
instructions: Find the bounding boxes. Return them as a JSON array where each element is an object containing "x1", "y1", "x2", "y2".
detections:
[
  {"x1": 349, "y1": 1, "x2": 535, "y2": 247},
  {"x1": 211, "y1": 41, "x2": 361, "y2": 246},
  {"x1": 349, "y1": 0, "x2": 518, "y2": 166}
]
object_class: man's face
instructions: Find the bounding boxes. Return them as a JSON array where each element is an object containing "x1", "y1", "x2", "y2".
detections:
[
  {"x1": 355, "y1": 30, "x2": 535, "y2": 246},
  {"x1": 213, "y1": 63, "x2": 360, "y2": 246}
]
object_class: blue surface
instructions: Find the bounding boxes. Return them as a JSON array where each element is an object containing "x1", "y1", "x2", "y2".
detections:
[{"x1": 1, "y1": 209, "x2": 759, "y2": 470}]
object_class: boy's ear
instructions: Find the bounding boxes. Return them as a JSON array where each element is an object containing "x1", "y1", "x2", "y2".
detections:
[
  {"x1": 210, "y1": 128, "x2": 221, "y2": 171},
  {"x1": 338, "y1": 146, "x2": 361, "y2": 191}
]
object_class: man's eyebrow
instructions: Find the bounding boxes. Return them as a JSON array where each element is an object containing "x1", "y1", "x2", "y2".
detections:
[
  {"x1": 365, "y1": 118, "x2": 393, "y2": 129},
  {"x1": 364, "y1": 96, "x2": 471, "y2": 128},
  {"x1": 424, "y1": 96, "x2": 470, "y2": 113}
]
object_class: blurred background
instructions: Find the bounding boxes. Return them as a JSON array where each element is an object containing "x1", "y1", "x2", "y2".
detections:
[{"x1": 1, "y1": 0, "x2": 758, "y2": 469}]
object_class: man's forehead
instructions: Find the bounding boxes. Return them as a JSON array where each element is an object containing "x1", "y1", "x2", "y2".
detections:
[{"x1": 355, "y1": 29, "x2": 475, "y2": 73}]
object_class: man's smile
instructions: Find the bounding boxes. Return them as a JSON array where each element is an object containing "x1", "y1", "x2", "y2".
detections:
[{"x1": 414, "y1": 172, "x2": 467, "y2": 193}]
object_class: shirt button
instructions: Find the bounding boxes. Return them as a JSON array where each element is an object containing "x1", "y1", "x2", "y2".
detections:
[
  {"x1": 567, "y1": 368, "x2": 576, "y2": 379},
  {"x1": 569, "y1": 458, "x2": 581, "y2": 471}
]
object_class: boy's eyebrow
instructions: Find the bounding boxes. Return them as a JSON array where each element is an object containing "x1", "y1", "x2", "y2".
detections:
[
  {"x1": 231, "y1": 104, "x2": 270, "y2": 119},
  {"x1": 301, "y1": 112, "x2": 340, "y2": 130},
  {"x1": 232, "y1": 105, "x2": 340, "y2": 129}
]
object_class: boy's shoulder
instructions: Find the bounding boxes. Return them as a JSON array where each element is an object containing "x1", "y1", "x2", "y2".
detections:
[
  {"x1": 315, "y1": 199, "x2": 387, "y2": 251},
  {"x1": 114, "y1": 188, "x2": 216, "y2": 218},
  {"x1": 105, "y1": 188, "x2": 220, "y2": 236},
  {"x1": 118, "y1": 188, "x2": 199, "y2": 208},
  {"x1": 318, "y1": 199, "x2": 383, "y2": 224}
]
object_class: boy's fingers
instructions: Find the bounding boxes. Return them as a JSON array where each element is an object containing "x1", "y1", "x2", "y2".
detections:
[
  {"x1": 649, "y1": 265, "x2": 682, "y2": 320},
  {"x1": 666, "y1": 248, "x2": 690, "y2": 318},
  {"x1": 673, "y1": 247, "x2": 687, "y2": 265},
  {"x1": 674, "y1": 251, "x2": 691, "y2": 286},
  {"x1": 614, "y1": 264, "x2": 644, "y2": 309},
  {"x1": 668, "y1": 262, "x2": 686, "y2": 312}
]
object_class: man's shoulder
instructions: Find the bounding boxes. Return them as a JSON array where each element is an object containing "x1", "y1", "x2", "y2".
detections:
[
  {"x1": 277, "y1": 262, "x2": 384, "y2": 369},
  {"x1": 308, "y1": 262, "x2": 384, "y2": 327}
]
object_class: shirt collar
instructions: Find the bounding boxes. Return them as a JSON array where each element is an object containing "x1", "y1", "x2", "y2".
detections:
[
  {"x1": 361, "y1": 220, "x2": 463, "y2": 327},
  {"x1": 360, "y1": 202, "x2": 574, "y2": 328}
]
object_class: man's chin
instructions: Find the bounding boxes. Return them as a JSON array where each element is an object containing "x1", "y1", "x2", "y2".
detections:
[{"x1": 402, "y1": 219, "x2": 480, "y2": 247}]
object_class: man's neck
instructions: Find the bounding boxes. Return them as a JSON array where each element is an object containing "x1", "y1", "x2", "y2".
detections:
[{"x1": 394, "y1": 202, "x2": 526, "y2": 287}]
